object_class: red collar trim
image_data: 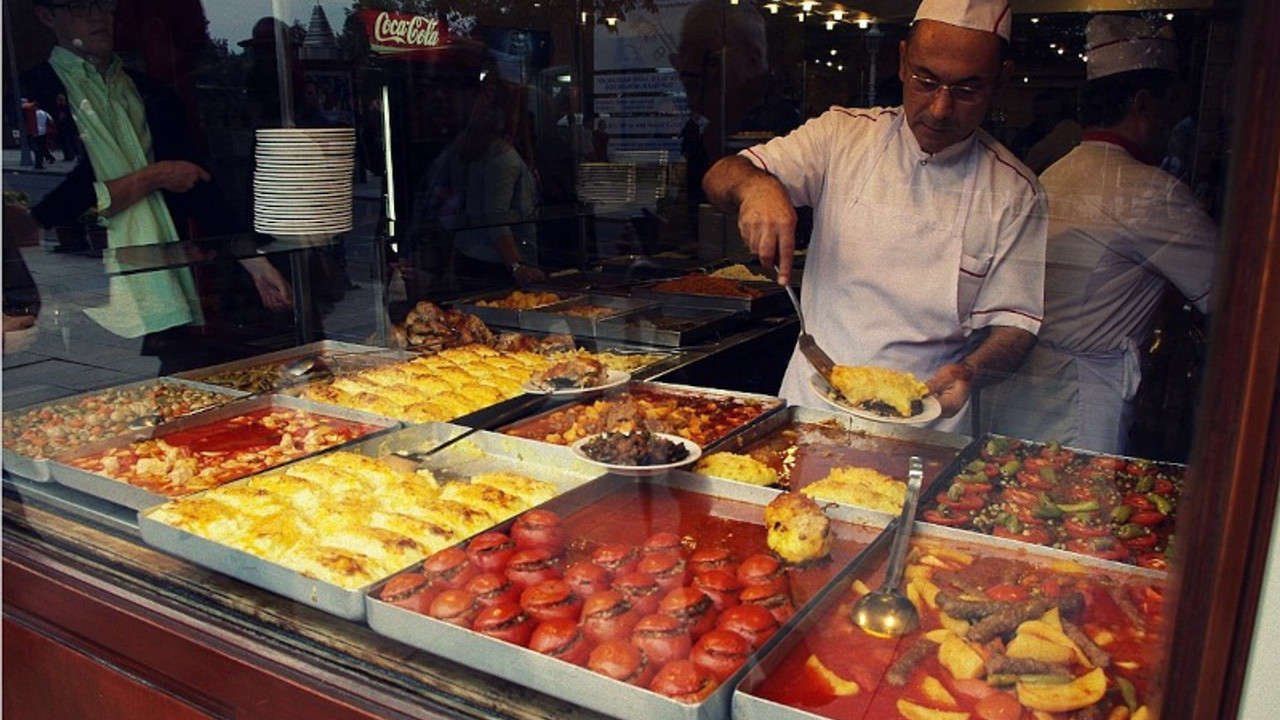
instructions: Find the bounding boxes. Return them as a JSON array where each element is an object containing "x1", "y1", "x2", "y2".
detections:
[{"x1": 1082, "y1": 130, "x2": 1160, "y2": 166}]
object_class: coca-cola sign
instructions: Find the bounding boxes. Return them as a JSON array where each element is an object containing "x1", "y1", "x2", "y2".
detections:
[{"x1": 359, "y1": 10, "x2": 450, "y2": 54}]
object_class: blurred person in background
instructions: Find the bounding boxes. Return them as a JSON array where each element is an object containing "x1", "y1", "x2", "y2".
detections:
[
  {"x1": 981, "y1": 15, "x2": 1217, "y2": 454},
  {"x1": 421, "y1": 72, "x2": 545, "y2": 292},
  {"x1": 23, "y1": 0, "x2": 292, "y2": 373}
]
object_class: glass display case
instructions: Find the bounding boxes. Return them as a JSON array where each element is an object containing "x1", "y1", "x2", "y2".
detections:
[{"x1": 3, "y1": 0, "x2": 1278, "y2": 718}]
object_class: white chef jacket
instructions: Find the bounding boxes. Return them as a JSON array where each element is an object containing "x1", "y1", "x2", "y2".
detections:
[
  {"x1": 743, "y1": 106, "x2": 1047, "y2": 433},
  {"x1": 981, "y1": 135, "x2": 1217, "y2": 453}
]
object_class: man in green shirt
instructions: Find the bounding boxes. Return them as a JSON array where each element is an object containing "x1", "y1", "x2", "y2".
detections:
[{"x1": 27, "y1": 0, "x2": 292, "y2": 370}]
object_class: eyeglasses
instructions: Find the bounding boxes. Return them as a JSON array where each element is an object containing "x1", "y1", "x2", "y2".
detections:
[
  {"x1": 47, "y1": 0, "x2": 117, "y2": 15},
  {"x1": 906, "y1": 72, "x2": 985, "y2": 105}
]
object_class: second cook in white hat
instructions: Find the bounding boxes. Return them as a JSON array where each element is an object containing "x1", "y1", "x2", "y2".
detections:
[{"x1": 1086, "y1": 15, "x2": 1179, "y2": 80}]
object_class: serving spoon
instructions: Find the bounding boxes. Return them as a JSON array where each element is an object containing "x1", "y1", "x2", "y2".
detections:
[{"x1": 851, "y1": 456, "x2": 924, "y2": 638}]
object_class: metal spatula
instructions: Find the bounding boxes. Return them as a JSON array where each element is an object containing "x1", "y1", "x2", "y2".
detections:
[{"x1": 776, "y1": 266, "x2": 837, "y2": 384}]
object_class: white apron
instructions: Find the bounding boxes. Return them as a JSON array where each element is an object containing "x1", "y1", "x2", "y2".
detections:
[
  {"x1": 983, "y1": 339, "x2": 1141, "y2": 454},
  {"x1": 780, "y1": 115, "x2": 980, "y2": 434}
]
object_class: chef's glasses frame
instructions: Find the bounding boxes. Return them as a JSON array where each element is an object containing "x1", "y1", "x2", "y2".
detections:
[{"x1": 904, "y1": 67, "x2": 987, "y2": 105}]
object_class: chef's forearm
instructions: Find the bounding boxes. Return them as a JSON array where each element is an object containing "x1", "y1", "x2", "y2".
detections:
[
  {"x1": 703, "y1": 155, "x2": 773, "y2": 213},
  {"x1": 961, "y1": 326, "x2": 1036, "y2": 384}
]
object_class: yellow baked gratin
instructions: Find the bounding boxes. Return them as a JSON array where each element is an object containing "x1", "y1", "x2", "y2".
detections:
[
  {"x1": 829, "y1": 365, "x2": 930, "y2": 418},
  {"x1": 801, "y1": 466, "x2": 905, "y2": 515},
  {"x1": 145, "y1": 450, "x2": 556, "y2": 589}
]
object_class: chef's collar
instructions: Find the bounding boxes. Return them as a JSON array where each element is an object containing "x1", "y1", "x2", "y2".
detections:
[
  {"x1": 1081, "y1": 129, "x2": 1161, "y2": 166},
  {"x1": 901, "y1": 118, "x2": 978, "y2": 166}
]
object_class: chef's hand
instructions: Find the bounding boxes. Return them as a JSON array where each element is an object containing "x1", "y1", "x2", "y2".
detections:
[
  {"x1": 926, "y1": 363, "x2": 974, "y2": 418},
  {"x1": 240, "y1": 256, "x2": 294, "y2": 311},
  {"x1": 736, "y1": 178, "x2": 797, "y2": 285},
  {"x1": 513, "y1": 264, "x2": 546, "y2": 288},
  {"x1": 703, "y1": 156, "x2": 798, "y2": 285}
]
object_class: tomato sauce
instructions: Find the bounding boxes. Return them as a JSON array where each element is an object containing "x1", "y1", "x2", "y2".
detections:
[
  {"x1": 67, "y1": 407, "x2": 381, "y2": 496},
  {"x1": 719, "y1": 420, "x2": 963, "y2": 492},
  {"x1": 747, "y1": 537, "x2": 1166, "y2": 719},
  {"x1": 920, "y1": 435, "x2": 1185, "y2": 568}
]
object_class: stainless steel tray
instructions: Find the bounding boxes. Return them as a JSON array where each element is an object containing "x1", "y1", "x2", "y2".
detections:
[
  {"x1": 594, "y1": 305, "x2": 744, "y2": 348},
  {"x1": 448, "y1": 290, "x2": 588, "y2": 330},
  {"x1": 533, "y1": 272, "x2": 636, "y2": 295},
  {"x1": 173, "y1": 340, "x2": 412, "y2": 394},
  {"x1": 48, "y1": 395, "x2": 400, "y2": 511},
  {"x1": 594, "y1": 254, "x2": 716, "y2": 280},
  {"x1": 705, "y1": 405, "x2": 971, "y2": 495},
  {"x1": 916, "y1": 433, "x2": 1186, "y2": 568},
  {"x1": 365, "y1": 470, "x2": 891, "y2": 720},
  {"x1": 519, "y1": 294, "x2": 660, "y2": 337},
  {"x1": 732, "y1": 523, "x2": 1166, "y2": 720},
  {"x1": 497, "y1": 380, "x2": 787, "y2": 452},
  {"x1": 138, "y1": 424, "x2": 605, "y2": 621},
  {"x1": 2, "y1": 377, "x2": 247, "y2": 483},
  {"x1": 631, "y1": 279, "x2": 790, "y2": 317}
]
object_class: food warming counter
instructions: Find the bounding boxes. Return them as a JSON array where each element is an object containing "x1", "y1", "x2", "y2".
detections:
[{"x1": 3, "y1": 491, "x2": 617, "y2": 720}]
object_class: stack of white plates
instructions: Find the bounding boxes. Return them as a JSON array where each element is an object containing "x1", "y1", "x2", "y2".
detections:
[
  {"x1": 253, "y1": 128, "x2": 356, "y2": 237},
  {"x1": 611, "y1": 150, "x2": 670, "y2": 203},
  {"x1": 577, "y1": 162, "x2": 636, "y2": 207}
]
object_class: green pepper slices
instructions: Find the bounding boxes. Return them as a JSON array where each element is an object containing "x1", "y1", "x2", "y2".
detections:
[{"x1": 920, "y1": 436, "x2": 1184, "y2": 567}]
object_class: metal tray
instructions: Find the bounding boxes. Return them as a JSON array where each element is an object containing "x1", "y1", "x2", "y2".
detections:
[
  {"x1": 594, "y1": 254, "x2": 714, "y2": 280},
  {"x1": 704, "y1": 405, "x2": 971, "y2": 495},
  {"x1": 497, "y1": 380, "x2": 786, "y2": 452},
  {"x1": 2, "y1": 377, "x2": 246, "y2": 483},
  {"x1": 732, "y1": 523, "x2": 1166, "y2": 720},
  {"x1": 448, "y1": 290, "x2": 588, "y2": 329},
  {"x1": 138, "y1": 424, "x2": 606, "y2": 621},
  {"x1": 533, "y1": 271, "x2": 636, "y2": 295},
  {"x1": 48, "y1": 395, "x2": 400, "y2": 511},
  {"x1": 915, "y1": 433, "x2": 1186, "y2": 568},
  {"x1": 630, "y1": 278, "x2": 790, "y2": 317},
  {"x1": 173, "y1": 340, "x2": 412, "y2": 394},
  {"x1": 519, "y1": 294, "x2": 661, "y2": 337},
  {"x1": 595, "y1": 305, "x2": 745, "y2": 347},
  {"x1": 365, "y1": 470, "x2": 892, "y2": 720}
]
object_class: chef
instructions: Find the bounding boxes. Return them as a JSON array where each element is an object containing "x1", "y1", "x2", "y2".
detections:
[
  {"x1": 702, "y1": 0, "x2": 1047, "y2": 433},
  {"x1": 981, "y1": 15, "x2": 1217, "y2": 454}
]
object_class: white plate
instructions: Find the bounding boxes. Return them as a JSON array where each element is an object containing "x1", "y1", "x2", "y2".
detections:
[
  {"x1": 809, "y1": 373, "x2": 942, "y2": 425},
  {"x1": 521, "y1": 369, "x2": 630, "y2": 396},
  {"x1": 569, "y1": 432, "x2": 701, "y2": 476}
]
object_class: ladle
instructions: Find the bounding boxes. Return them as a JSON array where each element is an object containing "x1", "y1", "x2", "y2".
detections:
[{"x1": 851, "y1": 456, "x2": 924, "y2": 638}]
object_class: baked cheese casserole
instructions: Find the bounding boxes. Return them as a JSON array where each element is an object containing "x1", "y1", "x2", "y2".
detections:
[
  {"x1": 144, "y1": 451, "x2": 556, "y2": 589},
  {"x1": 829, "y1": 365, "x2": 930, "y2": 418},
  {"x1": 693, "y1": 452, "x2": 780, "y2": 486},
  {"x1": 801, "y1": 466, "x2": 905, "y2": 514}
]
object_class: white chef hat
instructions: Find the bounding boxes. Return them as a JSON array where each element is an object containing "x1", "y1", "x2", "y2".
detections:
[
  {"x1": 1085, "y1": 15, "x2": 1178, "y2": 80},
  {"x1": 913, "y1": 0, "x2": 1012, "y2": 41}
]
